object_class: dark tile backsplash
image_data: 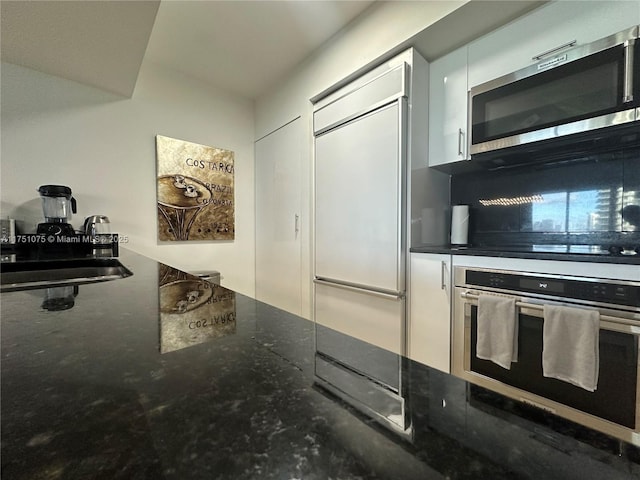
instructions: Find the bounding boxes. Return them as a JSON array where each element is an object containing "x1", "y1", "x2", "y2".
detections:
[{"x1": 451, "y1": 145, "x2": 640, "y2": 249}]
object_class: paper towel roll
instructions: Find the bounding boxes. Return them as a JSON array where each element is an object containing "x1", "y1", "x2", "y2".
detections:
[{"x1": 451, "y1": 205, "x2": 469, "y2": 245}]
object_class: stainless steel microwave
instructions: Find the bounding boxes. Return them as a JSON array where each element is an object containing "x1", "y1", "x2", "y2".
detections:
[{"x1": 469, "y1": 26, "x2": 639, "y2": 157}]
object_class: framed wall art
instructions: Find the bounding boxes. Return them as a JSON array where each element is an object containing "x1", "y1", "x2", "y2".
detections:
[{"x1": 156, "y1": 135, "x2": 235, "y2": 241}]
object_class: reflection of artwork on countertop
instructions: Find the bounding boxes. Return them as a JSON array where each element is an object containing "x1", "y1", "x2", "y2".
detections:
[
  {"x1": 156, "y1": 135, "x2": 235, "y2": 241},
  {"x1": 158, "y1": 264, "x2": 236, "y2": 354}
]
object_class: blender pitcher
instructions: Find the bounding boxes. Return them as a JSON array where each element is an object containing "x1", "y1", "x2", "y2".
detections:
[{"x1": 37, "y1": 185, "x2": 77, "y2": 235}]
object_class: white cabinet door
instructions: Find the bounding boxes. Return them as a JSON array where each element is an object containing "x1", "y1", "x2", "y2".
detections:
[
  {"x1": 255, "y1": 118, "x2": 302, "y2": 315},
  {"x1": 468, "y1": 0, "x2": 640, "y2": 88},
  {"x1": 428, "y1": 46, "x2": 469, "y2": 169},
  {"x1": 409, "y1": 253, "x2": 451, "y2": 373}
]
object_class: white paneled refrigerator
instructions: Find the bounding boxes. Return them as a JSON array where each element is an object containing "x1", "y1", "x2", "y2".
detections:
[
  {"x1": 314, "y1": 92, "x2": 406, "y2": 355},
  {"x1": 312, "y1": 50, "x2": 449, "y2": 431}
]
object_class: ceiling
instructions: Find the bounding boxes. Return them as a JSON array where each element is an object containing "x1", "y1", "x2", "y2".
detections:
[
  {"x1": 1, "y1": 0, "x2": 545, "y2": 100},
  {"x1": 1, "y1": 0, "x2": 375, "y2": 99},
  {"x1": 144, "y1": 0, "x2": 376, "y2": 99},
  {"x1": 0, "y1": 0, "x2": 161, "y2": 97}
]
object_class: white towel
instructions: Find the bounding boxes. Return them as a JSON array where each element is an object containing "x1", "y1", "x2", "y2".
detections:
[
  {"x1": 476, "y1": 294, "x2": 518, "y2": 369},
  {"x1": 542, "y1": 304, "x2": 600, "y2": 392}
]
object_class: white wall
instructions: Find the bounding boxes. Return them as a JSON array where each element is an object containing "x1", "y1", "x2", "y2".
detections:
[{"x1": 0, "y1": 60, "x2": 256, "y2": 296}]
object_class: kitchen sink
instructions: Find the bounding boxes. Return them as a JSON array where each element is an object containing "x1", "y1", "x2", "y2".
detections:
[{"x1": 0, "y1": 258, "x2": 133, "y2": 292}]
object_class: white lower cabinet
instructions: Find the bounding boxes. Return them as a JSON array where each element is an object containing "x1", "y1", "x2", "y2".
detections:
[{"x1": 409, "y1": 253, "x2": 451, "y2": 373}]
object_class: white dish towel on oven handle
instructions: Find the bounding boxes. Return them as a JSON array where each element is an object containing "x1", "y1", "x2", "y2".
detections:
[
  {"x1": 542, "y1": 304, "x2": 600, "y2": 392},
  {"x1": 476, "y1": 294, "x2": 518, "y2": 369}
]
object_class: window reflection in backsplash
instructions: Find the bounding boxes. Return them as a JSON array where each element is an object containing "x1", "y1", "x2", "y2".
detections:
[{"x1": 451, "y1": 146, "x2": 640, "y2": 246}]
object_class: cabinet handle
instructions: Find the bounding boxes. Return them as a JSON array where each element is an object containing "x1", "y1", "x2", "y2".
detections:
[
  {"x1": 531, "y1": 40, "x2": 577, "y2": 61},
  {"x1": 623, "y1": 39, "x2": 635, "y2": 103},
  {"x1": 295, "y1": 214, "x2": 300, "y2": 238},
  {"x1": 441, "y1": 261, "x2": 447, "y2": 290},
  {"x1": 457, "y1": 128, "x2": 464, "y2": 156}
]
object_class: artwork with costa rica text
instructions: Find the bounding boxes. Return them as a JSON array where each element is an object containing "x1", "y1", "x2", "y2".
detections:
[
  {"x1": 156, "y1": 135, "x2": 235, "y2": 241},
  {"x1": 158, "y1": 263, "x2": 236, "y2": 354}
]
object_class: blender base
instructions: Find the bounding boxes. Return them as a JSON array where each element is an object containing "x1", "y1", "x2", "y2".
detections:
[{"x1": 36, "y1": 223, "x2": 76, "y2": 236}]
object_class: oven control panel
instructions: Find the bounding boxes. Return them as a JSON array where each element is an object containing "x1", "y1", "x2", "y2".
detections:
[{"x1": 465, "y1": 270, "x2": 639, "y2": 307}]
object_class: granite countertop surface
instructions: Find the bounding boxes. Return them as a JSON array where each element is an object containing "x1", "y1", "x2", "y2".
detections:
[
  {"x1": 411, "y1": 245, "x2": 640, "y2": 265},
  {"x1": 1, "y1": 249, "x2": 639, "y2": 479}
]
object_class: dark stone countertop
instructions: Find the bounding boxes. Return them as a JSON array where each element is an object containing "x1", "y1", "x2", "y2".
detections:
[
  {"x1": 1, "y1": 249, "x2": 638, "y2": 479},
  {"x1": 411, "y1": 244, "x2": 640, "y2": 265}
]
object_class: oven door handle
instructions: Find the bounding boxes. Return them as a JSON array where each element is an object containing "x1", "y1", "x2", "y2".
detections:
[{"x1": 460, "y1": 290, "x2": 640, "y2": 335}]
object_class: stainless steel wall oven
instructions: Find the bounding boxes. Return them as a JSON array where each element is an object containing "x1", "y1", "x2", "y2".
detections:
[{"x1": 452, "y1": 266, "x2": 640, "y2": 445}]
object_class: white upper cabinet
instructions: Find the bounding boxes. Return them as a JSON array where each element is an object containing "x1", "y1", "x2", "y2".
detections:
[
  {"x1": 468, "y1": 0, "x2": 640, "y2": 89},
  {"x1": 428, "y1": 46, "x2": 469, "y2": 169},
  {"x1": 427, "y1": 1, "x2": 640, "y2": 170}
]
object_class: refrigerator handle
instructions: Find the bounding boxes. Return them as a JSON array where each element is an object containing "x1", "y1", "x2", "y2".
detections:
[{"x1": 314, "y1": 278, "x2": 404, "y2": 300}]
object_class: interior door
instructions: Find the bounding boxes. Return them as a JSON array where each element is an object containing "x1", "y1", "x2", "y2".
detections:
[
  {"x1": 255, "y1": 118, "x2": 302, "y2": 315},
  {"x1": 315, "y1": 101, "x2": 403, "y2": 293}
]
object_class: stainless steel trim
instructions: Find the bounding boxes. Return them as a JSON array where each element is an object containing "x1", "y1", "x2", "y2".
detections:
[
  {"x1": 398, "y1": 97, "x2": 408, "y2": 296},
  {"x1": 470, "y1": 108, "x2": 637, "y2": 155},
  {"x1": 454, "y1": 265, "x2": 640, "y2": 289},
  {"x1": 314, "y1": 98, "x2": 401, "y2": 137},
  {"x1": 315, "y1": 353, "x2": 410, "y2": 434},
  {"x1": 316, "y1": 350, "x2": 399, "y2": 393},
  {"x1": 531, "y1": 40, "x2": 577, "y2": 61},
  {"x1": 313, "y1": 277, "x2": 404, "y2": 300},
  {"x1": 623, "y1": 38, "x2": 635, "y2": 103}
]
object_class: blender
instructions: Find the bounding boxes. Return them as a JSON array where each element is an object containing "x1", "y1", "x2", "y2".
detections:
[{"x1": 36, "y1": 185, "x2": 77, "y2": 236}]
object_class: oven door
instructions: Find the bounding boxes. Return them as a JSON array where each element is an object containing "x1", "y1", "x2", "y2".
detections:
[{"x1": 452, "y1": 288, "x2": 640, "y2": 444}]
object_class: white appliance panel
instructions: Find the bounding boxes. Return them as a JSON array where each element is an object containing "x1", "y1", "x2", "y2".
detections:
[
  {"x1": 314, "y1": 282, "x2": 404, "y2": 356},
  {"x1": 314, "y1": 64, "x2": 407, "y2": 134},
  {"x1": 315, "y1": 101, "x2": 402, "y2": 292}
]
